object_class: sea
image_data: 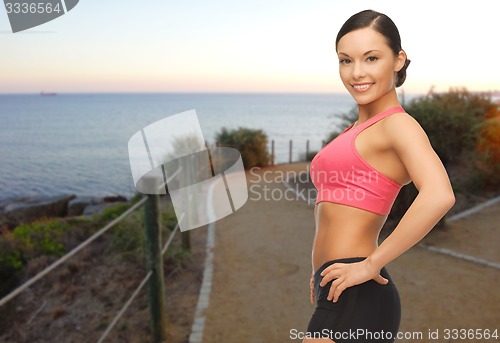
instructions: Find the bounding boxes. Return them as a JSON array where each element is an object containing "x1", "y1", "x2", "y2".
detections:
[{"x1": 0, "y1": 92, "x2": 410, "y2": 200}]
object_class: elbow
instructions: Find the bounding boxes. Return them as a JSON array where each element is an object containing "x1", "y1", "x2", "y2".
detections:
[
  {"x1": 421, "y1": 187, "x2": 456, "y2": 212},
  {"x1": 444, "y1": 191, "x2": 456, "y2": 211},
  {"x1": 439, "y1": 188, "x2": 455, "y2": 212}
]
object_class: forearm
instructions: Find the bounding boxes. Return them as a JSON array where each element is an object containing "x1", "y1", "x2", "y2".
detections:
[{"x1": 367, "y1": 188, "x2": 455, "y2": 270}]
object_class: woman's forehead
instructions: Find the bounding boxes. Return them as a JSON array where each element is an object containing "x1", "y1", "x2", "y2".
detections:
[{"x1": 337, "y1": 27, "x2": 390, "y2": 55}]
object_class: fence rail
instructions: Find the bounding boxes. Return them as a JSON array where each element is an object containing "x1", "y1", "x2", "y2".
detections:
[{"x1": 269, "y1": 138, "x2": 326, "y2": 165}]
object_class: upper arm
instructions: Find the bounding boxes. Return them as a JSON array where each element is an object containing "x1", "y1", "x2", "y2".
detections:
[{"x1": 384, "y1": 113, "x2": 453, "y2": 194}]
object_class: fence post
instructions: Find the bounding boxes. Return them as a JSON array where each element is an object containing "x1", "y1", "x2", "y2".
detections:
[
  {"x1": 144, "y1": 180, "x2": 167, "y2": 343},
  {"x1": 289, "y1": 139, "x2": 293, "y2": 163},
  {"x1": 181, "y1": 154, "x2": 193, "y2": 251},
  {"x1": 271, "y1": 139, "x2": 275, "y2": 165},
  {"x1": 306, "y1": 140, "x2": 309, "y2": 162}
]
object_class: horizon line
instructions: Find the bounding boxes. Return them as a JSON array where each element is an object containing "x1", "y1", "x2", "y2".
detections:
[
  {"x1": 0, "y1": 90, "x2": 431, "y2": 96},
  {"x1": 1, "y1": 87, "x2": 498, "y2": 96}
]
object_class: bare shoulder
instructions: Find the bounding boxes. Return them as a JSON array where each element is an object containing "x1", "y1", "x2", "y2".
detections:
[
  {"x1": 382, "y1": 111, "x2": 423, "y2": 131},
  {"x1": 379, "y1": 111, "x2": 453, "y2": 194},
  {"x1": 381, "y1": 111, "x2": 431, "y2": 146}
]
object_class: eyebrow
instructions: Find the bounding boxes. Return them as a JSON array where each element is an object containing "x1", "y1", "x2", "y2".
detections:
[{"x1": 338, "y1": 50, "x2": 382, "y2": 57}]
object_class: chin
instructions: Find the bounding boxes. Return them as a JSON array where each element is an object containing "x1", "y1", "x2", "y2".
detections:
[{"x1": 348, "y1": 92, "x2": 378, "y2": 106}]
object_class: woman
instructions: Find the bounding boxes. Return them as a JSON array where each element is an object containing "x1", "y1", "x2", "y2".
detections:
[{"x1": 305, "y1": 10, "x2": 455, "y2": 343}]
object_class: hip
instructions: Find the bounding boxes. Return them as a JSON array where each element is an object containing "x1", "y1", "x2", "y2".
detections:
[{"x1": 307, "y1": 257, "x2": 401, "y2": 340}]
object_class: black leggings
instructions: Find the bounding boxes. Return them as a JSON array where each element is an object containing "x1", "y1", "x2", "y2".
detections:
[{"x1": 306, "y1": 257, "x2": 401, "y2": 343}]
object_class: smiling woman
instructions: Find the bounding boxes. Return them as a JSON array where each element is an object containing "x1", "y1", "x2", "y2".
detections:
[{"x1": 304, "y1": 9, "x2": 455, "y2": 343}]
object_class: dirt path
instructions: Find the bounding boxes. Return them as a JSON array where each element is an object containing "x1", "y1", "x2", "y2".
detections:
[
  {"x1": 201, "y1": 162, "x2": 499, "y2": 342},
  {"x1": 202, "y1": 163, "x2": 315, "y2": 342}
]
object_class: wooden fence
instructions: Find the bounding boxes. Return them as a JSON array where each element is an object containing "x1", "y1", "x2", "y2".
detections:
[
  {"x1": 269, "y1": 139, "x2": 326, "y2": 165},
  {"x1": 0, "y1": 177, "x2": 185, "y2": 343}
]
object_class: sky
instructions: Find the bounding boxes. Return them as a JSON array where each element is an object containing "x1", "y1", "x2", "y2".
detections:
[{"x1": 1, "y1": 0, "x2": 499, "y2": 94}]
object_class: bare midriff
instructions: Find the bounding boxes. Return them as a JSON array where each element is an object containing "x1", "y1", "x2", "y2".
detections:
[{"x1": 312, "y1": 201, "x2": 388, "y2": 274}]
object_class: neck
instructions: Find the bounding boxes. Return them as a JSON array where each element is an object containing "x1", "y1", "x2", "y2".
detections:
[{"x1": 357, "y1": 90, "x2": 401, "y2": 124}]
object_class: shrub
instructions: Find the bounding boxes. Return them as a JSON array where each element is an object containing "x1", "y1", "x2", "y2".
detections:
[
  {"x1": 130, "y1": 192, "x2": 145, "y2": 204},
  {"x1": 12, "y1": 219, "x2": 69, "y2": 259},
  {"x1": 474, "y1": 103, "x2": 500, "y2": 186},
  {"x1": 98, "y1": 203, "x2": 131, "y2": 222},
  {"x1": 405, "y1": 87, "x2": 491, "y2": 166},
  {"x1": 161, "y1": 204, "x2": 178, "y2": 231},
  {"x1": 98, "y1": 203, "x2": 144, "y2": 262},
  {"x1": 215, "y1": 127, "x2": 270, "y2": 169},
  {"x1": 0, "y1": 234, "x2": 24, "y2": 297},
  {"x1": 108, "y1": 220, "x2": 144, "y2": 263},
  {"x1": 165, "y1": 246, "x2": 192, "y2": 272}
]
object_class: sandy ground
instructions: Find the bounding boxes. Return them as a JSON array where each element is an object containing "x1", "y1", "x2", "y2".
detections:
[{"x1": 201, "y1": 162, "x2": 499, "y2": 343}]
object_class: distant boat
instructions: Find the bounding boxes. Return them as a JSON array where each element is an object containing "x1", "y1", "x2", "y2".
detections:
[{"x1": 40, "y1": 91, "x2": 57, "y2": 96}]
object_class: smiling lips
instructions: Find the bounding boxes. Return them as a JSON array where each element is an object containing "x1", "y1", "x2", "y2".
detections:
[{"x1": 352, "y1": 83, "x2": 374, "y2": 93}]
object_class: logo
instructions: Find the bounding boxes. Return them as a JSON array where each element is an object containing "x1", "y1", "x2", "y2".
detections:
[
  {"x1": 128, "y1": 109, "x2": 248, "y2": 232},
  {"x1": 4, "y1": 0, "x2": 79, "y2": 33}
]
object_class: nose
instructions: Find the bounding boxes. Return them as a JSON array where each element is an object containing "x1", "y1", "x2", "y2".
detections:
[{"x1": 352, "y1": 62, "x2": 366, "y2": 80}]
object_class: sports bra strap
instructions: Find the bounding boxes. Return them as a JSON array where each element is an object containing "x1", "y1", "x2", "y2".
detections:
[{"x1": 356, "y1": 106, "x2": 405, "y2": 131}]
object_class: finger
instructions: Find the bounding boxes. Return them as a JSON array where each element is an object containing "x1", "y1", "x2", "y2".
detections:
[
  {"x1": 373, "y1": 274, "x2": 389, "y2": 285},
  {"x1": 332, "y1": 282, "x2": 347, "y2": 303},
  {"x1": 319, "y1": 263, "x2": 343, "y2": 277},
  {"x1": 319, "y1": 267, "x2": 330, "y2": 277},
  {"x1": 319, "y1": 270, "x2": 339, "y2": 287},
  {"x1": 327, "y1": 279, "x2": 342, "y2": 301}
]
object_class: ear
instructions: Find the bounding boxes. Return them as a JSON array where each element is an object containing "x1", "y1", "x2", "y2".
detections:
[{"x1": 395, "y1": 50, "x2": 407, "y2": 72}]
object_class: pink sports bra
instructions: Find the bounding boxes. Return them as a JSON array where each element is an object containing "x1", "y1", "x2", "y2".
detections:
[{"x1": 310, "y1": 106, "x2": 405, "y2": 215}]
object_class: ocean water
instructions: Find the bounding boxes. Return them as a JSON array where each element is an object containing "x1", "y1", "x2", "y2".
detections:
[{"x1": 0, "y1": 92, "x2": 357, "y2": 200}]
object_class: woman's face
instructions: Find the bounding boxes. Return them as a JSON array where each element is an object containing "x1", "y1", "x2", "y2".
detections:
[{"x1": 336, "y1": 27, "x2": 405, "y2": 106}]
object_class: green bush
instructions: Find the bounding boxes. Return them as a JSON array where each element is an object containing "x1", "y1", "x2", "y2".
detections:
[
  {"x1": 99, "y1": 203, "x2": 144, "y2": 261},
  {"x1": 0, "y1": 215, "x2": 106, "y2": 297},
  {"x1": 474, "y1": 104, "x2": 500, "y2": 186},
  {"x1": 161, "y1": 204, "x2": 179, "y2": 231},
  {"x1": 215, "y1": 127, "x2": 271, "y2": 169},
  {"x1": 108, "y1": 221, "x2": 144, "y2": 263},
  {"x1": 12, "y1": 219, "x2": 69, "y2": 258},
  {"x1": 405, "y1": 87, "x2": 491, "y2": 166},
  {"x1": 0, "y1": 234, "x2": 24, "y2": 297},
  {"x1": 165, "y1": 246, "x2": 192, "y2": 271},
  {"x1": 98, "y1": 203, "x2": 131, "y2": 222},
  {"x1": 130, "y1": 192, "x2": 145, "y2": 204}
]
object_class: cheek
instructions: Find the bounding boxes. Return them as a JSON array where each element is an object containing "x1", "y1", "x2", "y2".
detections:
[
  {"x1": 374, "y1": 63, "x2": 396, "y2": 84},
  {"x1": 339, "y1": 67, "x2": 350, "y2": 84}
]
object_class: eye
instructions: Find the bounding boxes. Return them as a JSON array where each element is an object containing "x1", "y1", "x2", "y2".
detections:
[
  {"x1": 367, "y1": 56, "x2": 378, "y2": 62},
  {"x1": 339, "y1": 58, "x2": 351, "y2": 65}
]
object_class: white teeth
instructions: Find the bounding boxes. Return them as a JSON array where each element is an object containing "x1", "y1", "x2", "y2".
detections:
[{"x1": 353, "y1": 84, "x2": 371, "y2": 90}]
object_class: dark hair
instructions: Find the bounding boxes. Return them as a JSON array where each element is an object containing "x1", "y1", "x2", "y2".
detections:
[{"x1": 335, "y1": 9, "x2": 410, "y2": 87}]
